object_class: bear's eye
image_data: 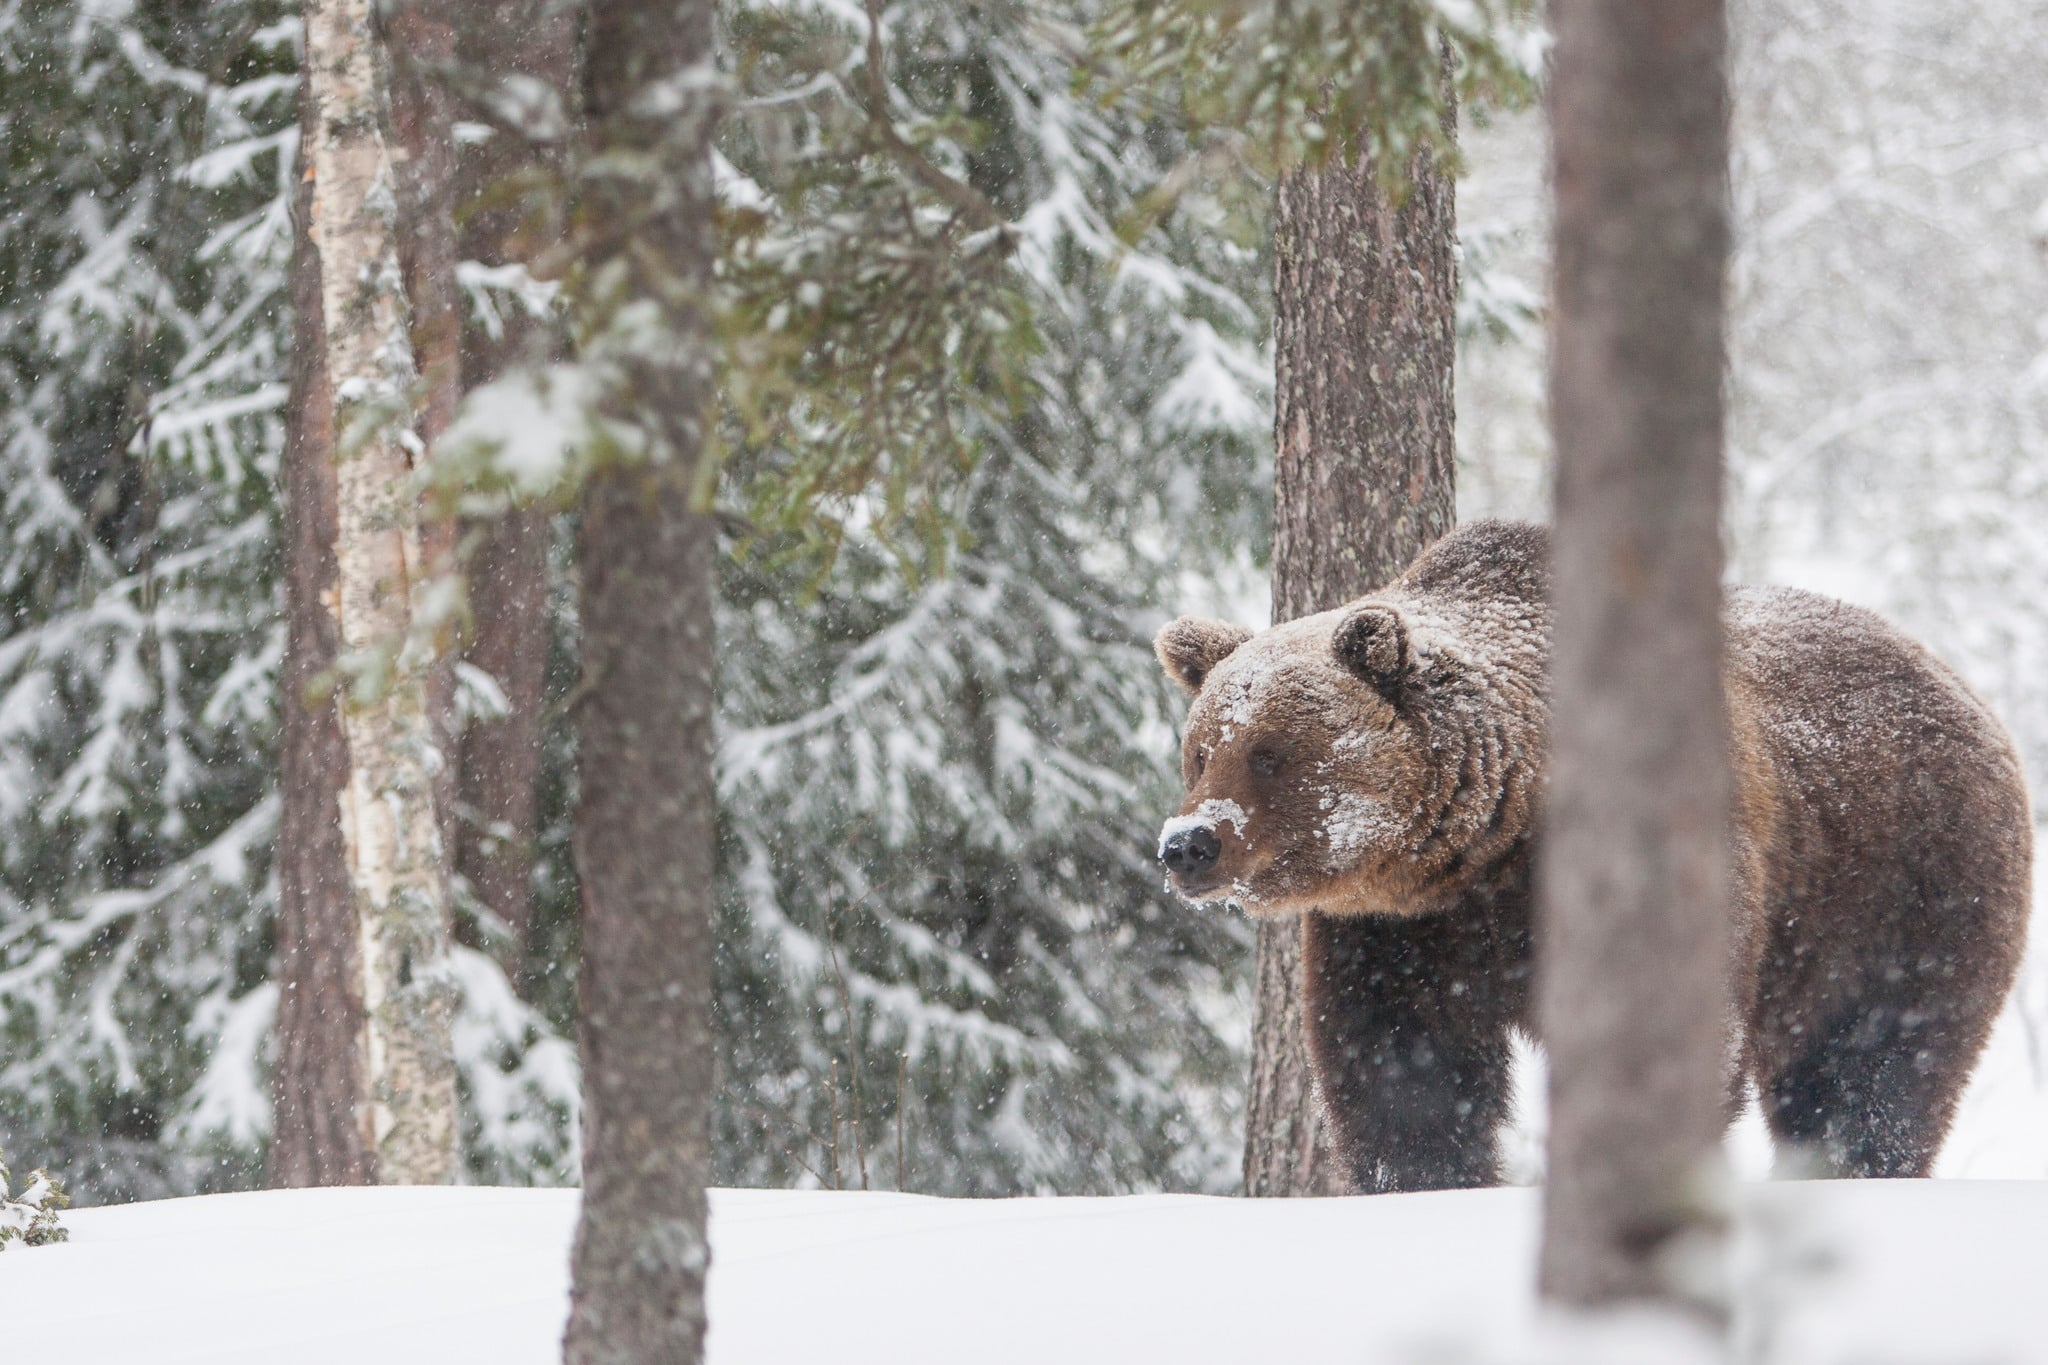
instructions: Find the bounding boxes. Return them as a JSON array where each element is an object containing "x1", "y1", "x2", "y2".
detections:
[
  {"x1": 1191, "y1": 750, "x2": 1207, "y2": 779},
  {"x1": 1248, "y1": 748, "x2": 1284, "y2": 778}
]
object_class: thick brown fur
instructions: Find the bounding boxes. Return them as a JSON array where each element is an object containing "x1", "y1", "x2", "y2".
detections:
[{"x1": 1158, "y1": 519, "x2": 2030, "y2": 1190}]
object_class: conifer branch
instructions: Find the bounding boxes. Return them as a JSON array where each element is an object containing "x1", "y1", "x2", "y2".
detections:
[{"x1": 859, "y1": 0, "x2": 1009, "y2": 237}]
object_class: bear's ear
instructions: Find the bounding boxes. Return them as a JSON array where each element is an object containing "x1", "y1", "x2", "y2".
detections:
[
  {"x1": 1155, "y1": 618, "x2": 1253, "y2": 696},
  {"x1": 1332, "y1": 605, "x2": 1409, "y2": 701}
]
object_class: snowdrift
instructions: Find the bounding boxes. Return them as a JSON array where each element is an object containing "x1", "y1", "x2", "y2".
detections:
[{"x1": 3, "y1": 1181, "x2": 2043, "y2": 1363}]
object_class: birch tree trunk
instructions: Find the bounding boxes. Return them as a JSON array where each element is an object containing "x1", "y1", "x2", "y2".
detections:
[
  {"x1": 271, "y1": 82, "x2": 374, "y2": 1187},
  {"x1": 1244, "y1": 150, "x2": 1458, "y2": 1197},
  {"x1": 561, "y1": 0, "x2": 721, "y2": 1358},
  {"x1": 301, "y1": 0, "x2": 458, "y2": 1187},
  {"x1": 1538, "y1": 0, "x2": 1733, "y2": 1317}
]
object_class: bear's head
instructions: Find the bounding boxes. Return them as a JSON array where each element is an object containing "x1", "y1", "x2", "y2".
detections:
[{"x1": 1154, "y1": 555, "x2": 1547, "y2": 919}]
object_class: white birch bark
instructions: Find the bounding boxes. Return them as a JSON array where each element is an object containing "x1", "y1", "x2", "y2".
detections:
[{"x1": 302, "y1": 0, "x2": 459, "y2": 1186}]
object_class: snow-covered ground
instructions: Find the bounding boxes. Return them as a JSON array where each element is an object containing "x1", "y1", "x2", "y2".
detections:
[{"x1": 6, "y1": 1181, "x2": 2045, "y2": 1364}]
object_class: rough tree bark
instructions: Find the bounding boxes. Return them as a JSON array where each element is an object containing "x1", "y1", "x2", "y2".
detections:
[
  {"x1": 301, "y1": 0, "x2": 458, "y2": 1186},
  {"x1": 384, "y1": 0, "x2": 465, "y2": 879},
  {"x1": 561, "y1": 0, "x2": 721, "y2": 1359},
  {"x1": 1243, "y1": 152, "x2": 1458, "y2": 1197},
  {"x1": 270, "y1": 85, "x2": 374, "y2": 1187},
  {"x1": 455, "y1": 503, "x2": 552, "y2": 965},
  {"x1": 451, "y1": 1, "x2": 577, "y2": 970},
  {"x1": 1537, "y1": 0, "x2": 1733, "y2": 1316},
  {"x1": 384, "y1": 3, "x2": 461, "y2": 457}
]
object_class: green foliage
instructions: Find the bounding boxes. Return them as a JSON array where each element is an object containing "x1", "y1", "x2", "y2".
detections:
[
  {"x1": 0, "y1": 1153, "x2": 70, "y2": 1249},
  {"x1": 702, "y1": 0, "x2": 1271, "y2": 1195},
  {"x1": 1087, "y1": 0, "x2": 1540, "y2": 219},
  {"x1": 3, "y1": 0, "x2": 1271, "y2": 1204},
  {"x1": 717, "y1": 208, "x2": 1035, "y2": 581},
  {"x1": 431, "y1": 6, "x2": 1047, "y2": 581},
  {"x1": 718, "y1": 2, "x2": 1046, "y2": 579},
  {"x1": 497, "y1": 0, "x2": 1274, "y2": 1195}
]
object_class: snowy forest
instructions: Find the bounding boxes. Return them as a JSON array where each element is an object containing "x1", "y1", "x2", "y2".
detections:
[{"x1": 4, "y1": 0, "x2": 2048, "y2": 1359}]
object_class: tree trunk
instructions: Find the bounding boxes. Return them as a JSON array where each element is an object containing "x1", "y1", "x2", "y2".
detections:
[
  {"x1": 302, "y1": 0, "x2": 459, "y2": 1186},
  {"x1": 1537, "y1": 0, "x2": 1733, "y2": 1317},
  {"x1": 452, "y1": 2, "x2": 577, "y2": 971},
  {"x1": 384, "y1": 0, "x2": 466, "y2": 886},
  {"x1": 270, "y1": 84, "x2": 375, "y2": 1188},
  {"x1": 456, "y1": 504, "x2": 553, "y2": 963},
  {"x1": 385, "y1": 4, "x2": 462, "y2": 457},
  {"x1": 1245, "y1": 151, "x2": 1458, "y2": 1196},
  {"x1": 561, "y1": 0, "x2": 720, "y2": 1359}
]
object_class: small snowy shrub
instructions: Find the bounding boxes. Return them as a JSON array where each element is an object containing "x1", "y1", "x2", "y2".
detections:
[{"x1": 0, "y1": 1153, "x2": 69, "y2": 1250}]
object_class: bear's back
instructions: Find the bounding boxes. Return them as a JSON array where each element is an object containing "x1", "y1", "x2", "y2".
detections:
[
  {"x1": 1723, "y1": 584, "x2": 2021, "y2": 812},
  {"x1": 1722, "y1": 585, "x2": 2030, "y2": 1054}
]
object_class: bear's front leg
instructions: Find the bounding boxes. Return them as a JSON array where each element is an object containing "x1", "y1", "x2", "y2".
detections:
[{"x1": 1300, "y1": 905, "x2": 1530, "y2": 1193}]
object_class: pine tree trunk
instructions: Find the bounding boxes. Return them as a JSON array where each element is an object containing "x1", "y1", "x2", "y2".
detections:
[
  {"x1": 1244, "y1": 152, "x2": 1458, "y2": 1197},
  {"x1": 270, "y1": 89, "x2": 375, "y2": 1187},
  {"x1": 301, "y1": 0, "x2": 458, "y2": 1187},
  {"x1": 561, "y1": 0, "x2": 720, "y2": 1359},
  {"x1": 456, "y1": 504, "x2": 552, "y2": 963},
  {"x1": 452, "y1": 1, "x2": 577, "y2": 971},
  {"x1": 385, "y1": 0, "x2": 465, "y2": 884},
  {"x1": 385, "y1": 4, "x2": 461, "y2": 456},
  {"x1": 1538, "y1": 0, "x2": 1733, "y2": 1316}
]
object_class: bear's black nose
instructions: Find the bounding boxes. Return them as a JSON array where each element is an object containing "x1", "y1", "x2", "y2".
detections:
[{"x1": 1160, "y1": 826, "x2": 1222, "y2": 878}]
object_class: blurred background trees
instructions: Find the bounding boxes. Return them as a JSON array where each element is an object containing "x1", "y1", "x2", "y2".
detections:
[
  {"x1": 0, "y1": 0, "x2": 1268, "y2": 1201},
  {"x1": 1, "y1": 0, "x2": 297, "y2": 1199}
]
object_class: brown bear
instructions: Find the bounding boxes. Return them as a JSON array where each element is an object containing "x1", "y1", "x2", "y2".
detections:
[{"x1": 1156, "y1": 519, "x2": 2029, "y2": 1192}]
